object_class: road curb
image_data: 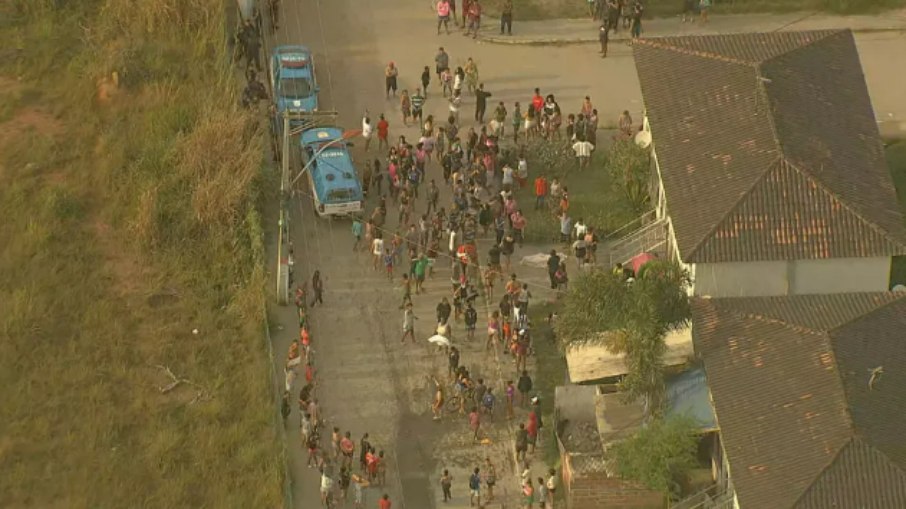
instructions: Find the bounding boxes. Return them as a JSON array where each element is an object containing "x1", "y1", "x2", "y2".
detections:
[{"x1": 478, "y1": 26, "x2": 906, "y2": 47}]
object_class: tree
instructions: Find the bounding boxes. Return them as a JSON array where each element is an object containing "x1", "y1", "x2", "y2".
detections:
[
  {"x1": 609, "y1": 415, "x2": 700, "y2": 498},
  {"x1": 555, "y1": 261, "x2": 691, "y2": 415},
  {"x1": 606, "y1": 140, "x2": 651, "y2": 213}
]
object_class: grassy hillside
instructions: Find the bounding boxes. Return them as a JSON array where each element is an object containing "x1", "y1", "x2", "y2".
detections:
[{"x1": 0, "y1": 1, "x2": 282, "y2": 506}]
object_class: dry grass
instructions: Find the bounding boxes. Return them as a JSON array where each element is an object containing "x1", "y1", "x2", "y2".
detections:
[{"x1": 0, "y1": 1, "x2": 282, "y2": 507}]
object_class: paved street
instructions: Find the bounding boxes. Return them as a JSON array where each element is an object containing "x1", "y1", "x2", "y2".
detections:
[
  {"x1": 478, "y1": 9, "x2": 906, "y2": 137},
  {"x1": 261, "y1": 1, "x2": 906, "y2": 508},
  {"x1": 268, "y1": 1, "x2": 567, "y2": 507},
  {"x1": 480, "y1": 8, "x2": 906, "y2": 44}
]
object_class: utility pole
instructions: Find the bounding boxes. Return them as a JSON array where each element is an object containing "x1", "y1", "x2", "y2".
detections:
[
  {"x1": 274, "y1": 110, "x2": 339, "y2": 304},
  {"x1": 276, "y1": 113, "x2": 291, "y2": 305}
]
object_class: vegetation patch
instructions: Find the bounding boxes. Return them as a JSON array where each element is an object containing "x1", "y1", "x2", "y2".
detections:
[
  {"x1": 609, "y1": 415, "x2": 700, "y2": 498},
  {"x1": 0, "y1": 1, "x2": 281, "y2": 506},
  {"x1": 887, "y1": 140, "x2": 906, "y2": 287},
  {"x1": 509, "y1": 138, "x2": 638, "y2": 244}
]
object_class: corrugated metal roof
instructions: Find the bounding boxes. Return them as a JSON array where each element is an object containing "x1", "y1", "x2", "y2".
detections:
[{"x1": 566, "y1": 328, "x2": 693, "y2": 383}]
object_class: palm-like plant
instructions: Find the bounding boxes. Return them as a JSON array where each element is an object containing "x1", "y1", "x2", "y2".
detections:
[{"x1": 555, "y1": 261, "x2": 691, "y2": 416}]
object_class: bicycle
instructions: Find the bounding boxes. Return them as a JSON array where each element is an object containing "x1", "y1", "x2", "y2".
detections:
[
  {"x1": 446, "y1": 383, "x2": 476, "y2": 412},
  {"x1": 324, "y1": 490, "x2": 337, "y2": 509}
]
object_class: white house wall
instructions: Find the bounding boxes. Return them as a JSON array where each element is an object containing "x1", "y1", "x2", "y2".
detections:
[
  {"x1": 691, "y1": 258, "x2": 892, "y2": 297},
  {"x1": 692, "y1": 261, "x2": 788, "y2": 297},
  {"x1": 789, "y1": 257, "x2": 890, "y2": 294}
]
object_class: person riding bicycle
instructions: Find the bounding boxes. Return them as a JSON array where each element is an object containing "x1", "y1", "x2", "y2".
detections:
[
  {"x1": 454, "y1": 368, "x2": 474, "y2": 414},
  {"x1": 455, "y1": 368, "x2": 474, "y2": 392}
]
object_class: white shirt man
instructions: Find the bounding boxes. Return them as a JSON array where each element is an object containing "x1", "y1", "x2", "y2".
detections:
[
  {"x1": 449, "y1": 94, "x2": 461, "y2": 119},
  {"x1": 574, "y1": 220, "x2": 587, "y2": 240},
  {"x1": 362, "y1": 115, "x2": 374, "y2": 150},
  {"x1": 372, "y1": 237, "x2": 384, "y2": 256},
  {"x1": 502, "y1": 165, "x2": 515, "y2": 186},
  {"x1": 448, "y1": 229, "x2": 458, "y2": 255},
  {"x1": 572, "y1": 139, "x2": 594, "y2": 169},
  {"x1": 320, "y1": 473, "x2": 333, "y2": 497}
]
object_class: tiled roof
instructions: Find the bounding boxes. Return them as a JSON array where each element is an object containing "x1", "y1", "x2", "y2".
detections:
[
  {"x1": 633, "y1": 31, "x2": 906, "y2": 263},
  {"x1": 795, "y1": 438, "x2": 906, "y2": 509},
  {"x1": 691, "y1": 292, "x2": 906, "y2": 509}
]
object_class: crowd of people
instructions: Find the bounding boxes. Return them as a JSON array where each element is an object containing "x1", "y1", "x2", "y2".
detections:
[
  {"x1": 348, "y1": 46, "x2": 634, "y2": 507},
  {"x1": 273, "y1": 26, "x2": 644, "y2": 506}
]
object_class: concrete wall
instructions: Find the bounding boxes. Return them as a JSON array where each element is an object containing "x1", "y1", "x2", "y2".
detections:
[
  {"x1": 568, "y1": 473, "x2": 665, "y2": 509},
  {"x1": 692, "y1": 261, "x2": 787, "y2": 297},
  {"x1": 789, "y1": 257, "x2": 890, "y2": 294},
  {"x1": 691, "y1": 257, "x2": 891, "y2": 297}
]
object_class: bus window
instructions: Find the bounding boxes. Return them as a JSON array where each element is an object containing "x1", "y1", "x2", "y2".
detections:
[{"x1": 327, "y1": 188, "x2": 356, "y2": 201}]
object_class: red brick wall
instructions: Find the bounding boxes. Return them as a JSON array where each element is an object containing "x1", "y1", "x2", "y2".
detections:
[{"x1": 567, "y1": 472, "x2": 665, "y2": 509}]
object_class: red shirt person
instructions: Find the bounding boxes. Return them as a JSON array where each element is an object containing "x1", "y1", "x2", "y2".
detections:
[
  {"x1": 377, "y1": 114, "x2": 390, "y2": 149},
  {"x1": 377, "y1": 117, "x2": 389, "y2": 138},
  {"x1": 526, "y1": 411, "x2": 539, "y2": 451},
  {"x1": 534, "y1": 175, "x2": 548, "y2": 209},
  {"x1": 531, "y1": 89, "x2": 544, "y2": 116}
]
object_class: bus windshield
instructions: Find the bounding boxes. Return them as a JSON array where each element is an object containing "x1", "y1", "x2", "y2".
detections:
[
  {"x1": 327, "y1": 188, "x2": 357, "y2": 202},
  {"x1": 281, "y1": 77, "x2": 313, "y2": 99}
]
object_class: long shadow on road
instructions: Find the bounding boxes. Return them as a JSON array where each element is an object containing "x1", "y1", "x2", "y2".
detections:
[{"x1": 366, "y1": 304, "x2": 438, "y2": 508}]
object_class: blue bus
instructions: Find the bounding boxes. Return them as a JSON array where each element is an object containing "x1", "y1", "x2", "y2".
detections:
[{"x1": 300, "y1": 127, "x2": 364, "y2": 217}]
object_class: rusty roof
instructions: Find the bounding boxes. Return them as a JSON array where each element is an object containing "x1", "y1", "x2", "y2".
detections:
[
  {"x1": 633, "y1": 31, "x2": 906, "y2": 263},
  {"x1": 691, "y1": 292, "x2": 906, "y2": 508}
]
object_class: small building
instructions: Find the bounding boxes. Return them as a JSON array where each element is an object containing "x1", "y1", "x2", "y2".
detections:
[
  {"x1": 553, "y1": 368, "x2": 720, "y2": 509},
  {"x1": 691, "y1": 292, "x2": 906, "y2": 508},
  {"x1": 618, "y1": 30, "x2": 906, "y2": 298},
  {"x1": 554, "y1": 385, "x2": 667, "y2": 509}
]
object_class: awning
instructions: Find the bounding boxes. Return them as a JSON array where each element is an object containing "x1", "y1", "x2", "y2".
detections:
[
  {"x1": 594, "y1": 368, "x2": 719, "y2": 443},
  {"x1": 630, "y1": 251, "x2": 658, "y2": 275},
  {"x1": 666, "y1": 367, "x2": 718, "y2": 432}
]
